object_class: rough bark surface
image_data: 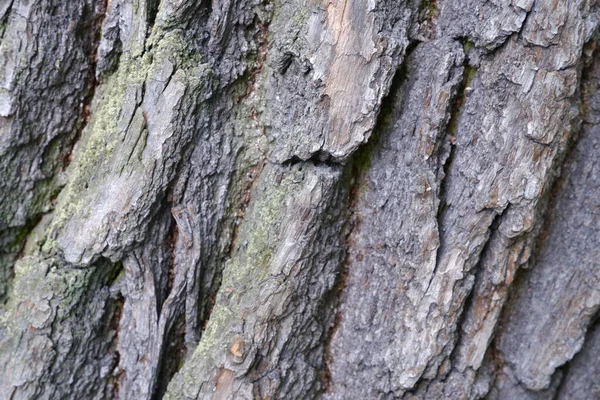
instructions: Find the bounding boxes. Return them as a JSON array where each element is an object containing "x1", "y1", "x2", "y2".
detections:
[{"x1": 0, "y1": 0, "x2": 599, "y2": 399}]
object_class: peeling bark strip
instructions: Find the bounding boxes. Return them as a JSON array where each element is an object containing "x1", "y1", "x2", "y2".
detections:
[{"x1": 0, "y1": 0, "x2": 600, "y2": 399}]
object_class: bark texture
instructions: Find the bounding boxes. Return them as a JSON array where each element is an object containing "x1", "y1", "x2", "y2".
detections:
[{"x1": 0, "y1": 0, "x2": 599, "y2": 399}]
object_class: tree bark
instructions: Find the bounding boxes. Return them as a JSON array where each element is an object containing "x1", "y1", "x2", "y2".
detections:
[{"x1": 0, "y1": 0, "x2": 599, "y2": 399}]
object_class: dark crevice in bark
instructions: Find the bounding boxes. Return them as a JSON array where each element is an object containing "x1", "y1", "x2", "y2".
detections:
[
  {"x1": 147, "y1": 0, "x2": 160, "y2": 31},
  {"x1": 550, "y1": 365, "x2": 570, "y2": 399},
  {"x1": 137, "y1": 197, "x2": 188, "y2": 400},
  {"x1": 195, "y1": 159, "x2": 264, "y2": 339},
  {"x1": 0, "y1": 0, "x2": 14, "y2": 41},
  {"x1": 449, "y1": 205, "x2": 508, "y2": 357},
  {"x1": 63, "y1": 1, "x2": 108, "y2": 169},
  {"x1": 435, "y1": 60, "x2": 476, "y2": 223},
  {"x1": 34, "y1": 1, "x2": 106, "y2": 172},
  {"x1": 516, "y1": 2, "x2": 535, "y2": 39},
  {"x1": 276, "y1": 51, "x2": 296, "y2": 75},
  {"x1": 435, "y1": 140, "x2": 455, "y2": 234},
  {"x1": 198, "y1": 265, "x2": 222, "y2": 335},
  {"x1": 12, "y1": 213, "x2": 44, "y2": 259},
  {"x1": 194, "y1": 139, "x2": 268, "y2": 339},
  {"x1": 106, "y1": 291, "x2": 126, "y2": 399},
  {"x1": 428, "y1": 56, "x2": 477, "y2": 293},
  {"x1": 163, "y1": 209, "x2": 179, "y2": 311},
  {"x1": 406, "y1": 206, "x2": 510, "y2": 397},
  {"x1": 153, "y1": 313, "x2": 187, "y2": 400},
  {"x1": 281, "y1": 151, "x2": 341, "y2": 167}
]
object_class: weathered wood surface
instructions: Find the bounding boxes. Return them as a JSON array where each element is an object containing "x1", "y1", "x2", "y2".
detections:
[{"x1": 0, "y1": 0, "x2": 599, "y2": 399}]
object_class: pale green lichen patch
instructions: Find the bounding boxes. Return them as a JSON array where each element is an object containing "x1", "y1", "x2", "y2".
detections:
[
  {"x1": 1, "y1": 256, "x2": 82, "y2": 334},
  {"x1": 223, "y1": 164, "x2": 306, "y2": 286},
  {"x1": 166, "y1": 302, "x2": 235, "y2": 398},
  {"x1": 147, "y1": 29, "x2": 204, "y2": 73},
  {"x1": 44, "y1": 27, "x2": 211, "y2": 255},
  {"x1": 0, "y1": 251, "x2": 123, "y2": 393},
  {"x1": 46, "y1": 58, "x2": 147, "y2": 237},
  {"x1": 270, "y1": 0, "x2": 310, "y2": 53},
  {"x1": 162, "y1": 296, "x2": 238, "y2": 398},
  {"x1": 1, "y1": 253, "x2": 122, "y2": 340}
]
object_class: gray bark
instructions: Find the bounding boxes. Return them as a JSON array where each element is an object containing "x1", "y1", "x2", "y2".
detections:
[{"x1": 0, "y1": 0, "x2": 599, "y2": 399}]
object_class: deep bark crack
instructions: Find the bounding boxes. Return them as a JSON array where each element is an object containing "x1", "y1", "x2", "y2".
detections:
[{"x1": 428, "y1": 50, "x2": 478, "y2": 294}]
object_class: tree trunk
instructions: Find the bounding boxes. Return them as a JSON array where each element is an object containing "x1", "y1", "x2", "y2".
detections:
[{"x1": 0, "y1": 0, "x2": 599, "y2": 398}]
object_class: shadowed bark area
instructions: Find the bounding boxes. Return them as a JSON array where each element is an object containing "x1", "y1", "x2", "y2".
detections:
[{"x1": 0, "y1": 0, "x2": 599, "y2": 399}]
